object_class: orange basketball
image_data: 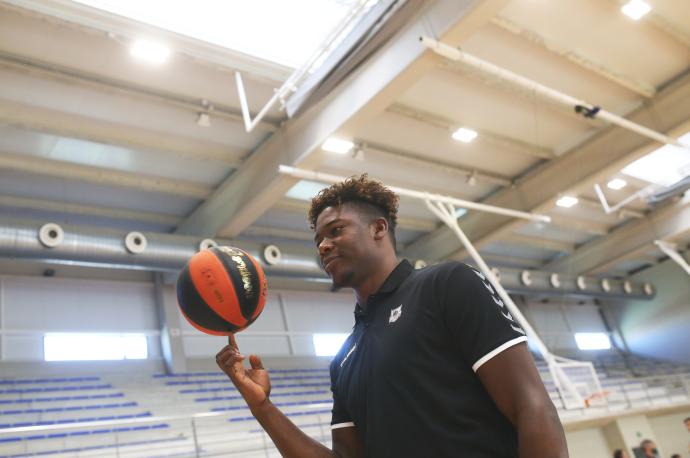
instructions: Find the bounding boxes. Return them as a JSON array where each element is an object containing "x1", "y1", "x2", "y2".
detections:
[{"x1": 176, "y1": 246, "x2": 267, "y2": 335}]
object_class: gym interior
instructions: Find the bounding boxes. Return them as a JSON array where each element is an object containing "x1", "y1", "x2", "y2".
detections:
[{"x1": 0, "y1": 0, "x2": 689, "y2": 457}]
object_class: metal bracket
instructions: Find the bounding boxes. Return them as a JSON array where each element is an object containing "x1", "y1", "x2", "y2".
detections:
[{"x1": 655, "y1": 240, "x2": 690, "y2": 276}]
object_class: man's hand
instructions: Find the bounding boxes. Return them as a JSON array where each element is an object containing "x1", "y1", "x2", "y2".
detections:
[{"x1": 216, "y1": 334, "x2": 271, "y2": 410}]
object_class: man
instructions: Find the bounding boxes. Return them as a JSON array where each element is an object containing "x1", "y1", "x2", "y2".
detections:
[
  {"x1": 216, "y1": 175, "x2": 568, "y2": 457},
  {"x1": 639, "y1": 439, "x2": 659, "y2": 458}
]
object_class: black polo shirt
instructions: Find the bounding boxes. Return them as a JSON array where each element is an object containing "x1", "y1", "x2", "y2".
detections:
[{"x1": 329, "y1": 260, "x2": 527, "y2": 458}]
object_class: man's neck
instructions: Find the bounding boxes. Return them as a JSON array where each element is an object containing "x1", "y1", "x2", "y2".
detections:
[{"x1": 354, "y1": 254, "x2": 399, "y2": 308}]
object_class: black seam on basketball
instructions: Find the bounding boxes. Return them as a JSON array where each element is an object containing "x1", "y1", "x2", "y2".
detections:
[
  {"x1": 177, "y1": 264, "x2": 242, "y2": 333},
  {"x1": 211, "y1": 248, "x2": 260, "y2": 321}
]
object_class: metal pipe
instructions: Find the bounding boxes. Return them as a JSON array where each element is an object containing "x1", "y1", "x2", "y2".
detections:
[
  {"x1": 425, "y1": 200, "x2": 549, "y2": 356},
  {"x1": 278, "y1": 165, "x2": 551, "y2": 223},
  {"x1": 420, "y1": 36, "x2": 689, "y2": 151},
  {"x1": 0, "y1": 220, "x2": 654, "y2": 299},
  {"x1": 235, "y1": 0, "x2": 372, "y2": 132}
]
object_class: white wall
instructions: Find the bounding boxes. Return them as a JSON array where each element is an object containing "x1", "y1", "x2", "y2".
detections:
[
  {"x1": 181, "y1": 289, "x2": 356, "y2": 358},
  {"x1": 0, "y1": 275, "x2": 160, "y2": 361},
  {"x1": 609, "y1": 260, "x2": 690, "y2": 363},
  {"x1": 566, "y1": 428, "x2": 612, "y2": 458},
  {"x1": 522, "y1": 299, "x2": 609, "y2": 353},
  {"x1": 649, "y1": 410, "x2": 690, "y2": 457},
  {"x1": 0, "y1": 270, "x2": 618, "y2": 368}
]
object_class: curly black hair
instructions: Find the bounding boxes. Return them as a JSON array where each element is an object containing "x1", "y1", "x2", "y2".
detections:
[{"x1": 308, "y1": 174, "x2": 399, "y2": 247}]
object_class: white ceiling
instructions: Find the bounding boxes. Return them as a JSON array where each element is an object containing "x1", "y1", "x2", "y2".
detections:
[{"x1": 1, "y1": 0, "x2": 689, "y2": 281}]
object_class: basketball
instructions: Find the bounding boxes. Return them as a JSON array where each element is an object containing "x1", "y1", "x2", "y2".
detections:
[{"x1": 176, "y1": 246, "x2": 268, "y2": 335}]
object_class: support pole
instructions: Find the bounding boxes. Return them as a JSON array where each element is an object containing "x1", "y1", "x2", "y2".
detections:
[
  {"x1": 420, "y1": 36, "x2": 690, "y2": 151},
  {"x1": 425, "y1": 199, "x2": 585, "y2": 408},
  {"x1": 235, "y1": 0, "x2": 372, "y2": 132},
  {"x1": 278, "y1": 164, "x2": 595, "y2": 407},
  {"x1": 655, "y1": 240, "x2": 690, "y2": 275},
  {"x1": 278, "y1": 165, "x2": 551, "y2": 223}
]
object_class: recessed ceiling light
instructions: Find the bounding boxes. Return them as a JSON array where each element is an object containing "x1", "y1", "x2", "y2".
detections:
[
  {"x1": 621, "y1": 0, "x2": 651, "y2": 20},
  {"x1": 622, "y1": 131, "x2": 690, "y2": 186},
  {"x1": 607, "y1": 178, "x2": 627, "y2": 190},
  {"x1": 556, "y1": 196, "x2": 578, "y2": 208},
  {"x1": 130, "y1": 39, "x2": 171, "y2": 64},
  {"x1": 322, "y1": 138, "x2": 354, "y2": 154},
  {"x1": 452, "y1": 127, "x2": 478, "y2": 143}
]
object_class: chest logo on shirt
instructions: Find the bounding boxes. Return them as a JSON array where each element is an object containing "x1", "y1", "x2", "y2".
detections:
[
  {"x1": 340, "y1": 343, "x2": 357, "y2": 367},
  {"x1": 389, "y1": 304, "x2": 403, "y2": 324}
]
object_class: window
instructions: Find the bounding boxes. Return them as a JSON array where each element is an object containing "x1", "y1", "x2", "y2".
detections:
[
  {"x1": 574, "y1": 332, "x2": 611, "y2": 351},
  {"x1": 286, "y1": 180, "x2": 328, "y2": 201},
  {"x1": 72, "y1": 0, "x2": 378, "y2": 68},
  {"x1": 44, "y1": 333, "x2": 148, "y2": 361},
  {"x1": 622, "y1": 132, "x2": 690, "y2": 186},
  {"x1": 312, "y1": 333, "x2": 349, "y2": 357}
]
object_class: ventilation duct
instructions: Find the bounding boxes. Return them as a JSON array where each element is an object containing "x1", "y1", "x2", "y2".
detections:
[{"x1": 0, "y1": 220, "x2": 653, "y2": 300}]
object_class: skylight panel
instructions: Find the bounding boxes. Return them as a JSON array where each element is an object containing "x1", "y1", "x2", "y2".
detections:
[
  {"x1": 72, "y1": 0, "x2": 375, "y2": 68},
  {"x1": 622, "y1": 132, "x2": 690, "y2": 186},
  {"x1": 286, "y1": 180, "x2": 328, "y2": 201},
  {"x1": 44, "y1": 333, "x2": 148, "y2": 361}
]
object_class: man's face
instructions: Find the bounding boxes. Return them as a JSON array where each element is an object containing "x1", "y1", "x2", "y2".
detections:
[
  {"x1": 314, "y1": 205, "x2": 378, "y2": 288},
  {"x1": 685, "y1": 420, "x2": 690, "y2": 432},
  {"x1": 642, "y1": 442, "x2": 657, "y2": 457}
]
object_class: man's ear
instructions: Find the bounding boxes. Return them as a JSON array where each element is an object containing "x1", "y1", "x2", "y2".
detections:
[{"x1": 371, "y1": 217, "x2": 389, "y2": 241}]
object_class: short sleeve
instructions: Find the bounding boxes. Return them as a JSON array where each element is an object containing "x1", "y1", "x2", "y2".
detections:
[
  {"x1": 440, "y1": 263, "x2": 527, "y2": 372},
  {"x1": 329, "y1": 352, "x2": 355, "y2": 430},
  {"x1": 330, "y1": 393, "x2": 354, "y2": 430}
]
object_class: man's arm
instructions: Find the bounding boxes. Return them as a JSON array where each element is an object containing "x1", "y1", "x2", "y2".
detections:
[
  {"x1": 216, "y1": 336, "x2": 363, "y2": 458},
  {"x1": 476, "y1": 343, "x2": 568, "y2": 458}
]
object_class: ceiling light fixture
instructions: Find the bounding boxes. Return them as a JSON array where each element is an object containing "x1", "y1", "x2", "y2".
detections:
[
  {"x1": 607, "y1": 178, "x2": 627, "y2": 190},
  {"x1": 466, "y1": 170, "x2": 478, "y2": 186},
  {"x1": 621, "y1": 0, "x2": 651, "y2": 20},
  {"x1": 452, "y1": 127, "x2": 478, "y2": 143},
  {"x1": 322, "y1": 138, "x2": 354, "y2": 154},
  {"x1": 196, "y1": 112, "x2": 211, "y2": 127},
  {"x1": 130, "y1": 39, "x2": 171, "y2": 64},
  {"x1": 556, "y1": 196, "x2": 578, "y2": 208}
]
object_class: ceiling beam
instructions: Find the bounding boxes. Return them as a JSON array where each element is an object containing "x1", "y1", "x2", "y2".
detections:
[
  {"x1": 606, "y1": 0, "x2": 690, "y2": 49},
  {"x1": 471, "y1": 253, "x2": 544, "y2": 269},
  {"x1": 501, "y1": 233, "x2": 575, "y2": 253},
  {"x1": 583, "y1": 244, "x2": 658, "y2": 275},
  {"x1": 358, "y1": 139, "x2": 512, "y2": 187},
  {"x1": 402, "y1": 70, "x2": 690, "y2": 262},
  {"x1": 0, "y1": 152, "x2": 212, "y2": 198},
  {"x1": 175, "y1": 0, "x2": 511, "y2": 238},
  {"x1": 274, "y1": 198, "x2": 437, "y2": 233},
  {"x1": 0, "y1": 50, "x2": 280, "y2": 132},
  {"x1": 576, "y1": 195, "x2": 646, "y2": 218},
  {"x1": 547, "y1": 215, "x2": 609, "y2": 236},
  {"x1": 491, "y1": 16, "x2": 656, "y2": 98},
  {"x1": 437, "y1": 60, "x2": 604, "y2": 129},
  {"x1": 0, "y1": 195, "x2": 181, "y2": 226},
  {"x1": 1, "y1": 0, "x2": 293, "y2": 84},
  {"x1": 0, "y1": 99, "x2": 243, "y2": 166},
  {"x1": 544, "y1": 193, "x2": 690, "y2": 275},
  {"x1": 241, "y1": 226, "x2": 313, "y2": 242},
  {"x1": 387, "y1": 102, "x2": 555, "y2": 159}
]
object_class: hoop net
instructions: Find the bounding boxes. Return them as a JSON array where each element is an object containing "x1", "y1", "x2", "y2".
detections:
[{"x1": 550, "y1": 357, "x2": 607, "y2": 409}]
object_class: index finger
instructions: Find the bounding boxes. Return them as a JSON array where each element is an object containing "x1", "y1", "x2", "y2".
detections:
[{"x1": 228, "y1": 333, "x2": 239, "y2": 349}]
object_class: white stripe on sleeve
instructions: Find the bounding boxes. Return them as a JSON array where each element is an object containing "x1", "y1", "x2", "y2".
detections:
[
  {"x1": 471, "y1": 336, "x2": 528, "y2": 372},
  {"x1": 331, "y1": 422, "x2": 355, "y2": 430}
]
